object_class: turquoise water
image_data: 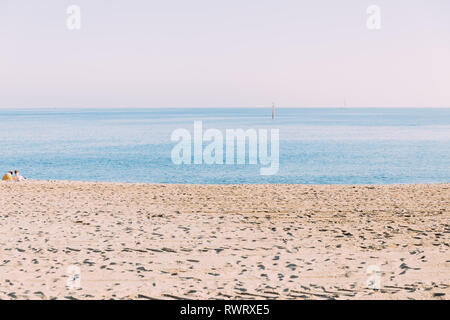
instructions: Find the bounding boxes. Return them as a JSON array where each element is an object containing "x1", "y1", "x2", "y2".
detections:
[{"x1": 0, "y1": 108, "x2": 449, "y2": 184}]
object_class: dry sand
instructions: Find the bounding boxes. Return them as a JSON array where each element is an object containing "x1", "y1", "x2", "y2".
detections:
[{"x1": 0, "y1": 181, "x2": 448, "y2": 300}]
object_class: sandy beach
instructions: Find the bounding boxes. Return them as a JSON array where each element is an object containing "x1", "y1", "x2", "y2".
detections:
[{"x1": 0, "y1": 181, "x2": 448, "y2": 300}]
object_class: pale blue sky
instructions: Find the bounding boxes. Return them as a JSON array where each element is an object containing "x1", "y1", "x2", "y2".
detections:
[{"x1": 0, "y1": 0, "x2": 449, "y2": 108}]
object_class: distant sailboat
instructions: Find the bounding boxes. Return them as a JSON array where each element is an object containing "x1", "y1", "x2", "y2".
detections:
[{"x1": 272, "y1": 102, "x2": 275, "y2": 120}]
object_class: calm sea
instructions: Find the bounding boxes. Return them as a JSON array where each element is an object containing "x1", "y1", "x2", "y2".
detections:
[{"x1": 0, "y1": 108, "x2": 449, "y2": 184}]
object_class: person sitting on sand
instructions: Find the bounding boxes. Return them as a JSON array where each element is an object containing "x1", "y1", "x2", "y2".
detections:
[
  {"x1": 2, "y1": 170, "x2": 13, "y2": 181},
  {"x1": 14, "y1": 170, "x2": 26, "y2": 182}
]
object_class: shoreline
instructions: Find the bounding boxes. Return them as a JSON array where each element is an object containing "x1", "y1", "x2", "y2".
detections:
[
  {"x1": 1, "y1": 181, "x2": 449, "y2": 299},
  {"x1": 3, "y1": 179, "x2": 450, "y2": 186}
]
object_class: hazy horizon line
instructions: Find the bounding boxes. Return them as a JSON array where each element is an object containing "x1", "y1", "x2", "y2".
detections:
[{"x1": 1, "y1": 106, "x2": 449, "y2": 110}]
